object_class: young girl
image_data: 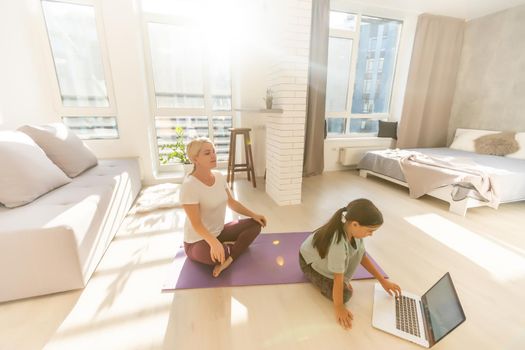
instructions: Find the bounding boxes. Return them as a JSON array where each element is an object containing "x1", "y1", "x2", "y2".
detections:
[
  {"x1": 180, "y1": 138, "x2": 267, "y2": 277},
  {"x1": 299, "y1": 198, "x2": 401, "y2": 330}
]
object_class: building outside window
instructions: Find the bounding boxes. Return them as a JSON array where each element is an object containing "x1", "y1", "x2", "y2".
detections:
[{"x1": 325, "y1": 10, "x2": 402, "y2": 137}]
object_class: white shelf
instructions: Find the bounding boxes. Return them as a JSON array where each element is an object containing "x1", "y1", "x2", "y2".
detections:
[{"x1": 234, "y1": 108, "x2": 283, "y2": 114}]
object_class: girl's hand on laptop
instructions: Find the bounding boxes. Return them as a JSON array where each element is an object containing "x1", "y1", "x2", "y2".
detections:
[{"x1": 381, "y1": 280, "x2": 401, "y2": 297}]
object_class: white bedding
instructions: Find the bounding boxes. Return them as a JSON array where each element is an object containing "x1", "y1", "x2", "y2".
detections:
[{"x1": 357, "y1": 148, "x2": 525, "y2": 203}]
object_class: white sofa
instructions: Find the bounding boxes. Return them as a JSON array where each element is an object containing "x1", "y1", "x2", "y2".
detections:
[{"x1": 0, "y1": 158, "x2": 141, "y2": 302}]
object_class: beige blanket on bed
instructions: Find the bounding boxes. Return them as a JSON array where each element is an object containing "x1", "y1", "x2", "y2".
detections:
[{"x1": 399, "y1": 152, "x2": 501, "y2": 208}]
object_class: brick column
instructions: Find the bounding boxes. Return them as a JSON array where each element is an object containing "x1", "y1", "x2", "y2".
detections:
[{"x1": 265, "y1": 0, "x2": 312, "y2": 205}]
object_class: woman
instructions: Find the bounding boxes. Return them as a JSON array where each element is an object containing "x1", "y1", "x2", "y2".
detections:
[{"x1": 180, "y1": 137, "x2": 267, "y2": 277}]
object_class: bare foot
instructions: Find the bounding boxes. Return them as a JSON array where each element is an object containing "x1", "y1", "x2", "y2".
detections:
[{"x1": 213, "y1": 256, "x2": 233, "y2": 277}]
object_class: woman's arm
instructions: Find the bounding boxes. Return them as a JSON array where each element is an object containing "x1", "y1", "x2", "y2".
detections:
[
  {"x1": 361, "y1": 254, "x2": 401, "y2": 297},
  {"x1": 182, "y1": 204, "x2": 225, "y2": 263},
  {"x1": 226, "y1": 190, "x2": 267, "y2": 227},
  {"x1": 333, "y1": 272, "x2": 353, "y2": 330}
]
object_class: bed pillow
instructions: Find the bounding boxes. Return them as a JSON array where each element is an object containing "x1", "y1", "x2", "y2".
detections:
[
  {"x1": 377, "y1": 121, "x2": 398, "y2": 139},
  {"x1": 505, "y1": 132, "x2": 525, "y2": 159},
  {"x1": 19, "y1": 123, "x2": 98, "y2": 178},
  {"x1": 0, "y1": 131, "x2": 71, "y2": 208},
  {"x1": 474, "y1": 132, "x2": 519, "y2": 156},
  {"x1": 449, "y1": 128, "x2": 499, "y2": 152}
]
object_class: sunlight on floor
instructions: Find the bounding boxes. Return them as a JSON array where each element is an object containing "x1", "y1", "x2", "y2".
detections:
[
  {"x1": 46, "y1": 303, "x2": 171, "y2": 350},
  {"x1": 404, "y1": 213, "x2": 525, "y2": 282},
  {"x1": 230, "y1": 296, "x2": 248, "y2": 326}
]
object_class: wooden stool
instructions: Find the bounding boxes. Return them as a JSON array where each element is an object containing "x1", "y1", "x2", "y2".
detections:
[{"x1": 227, "y1": 128, "x2": 256, "y2": 188}]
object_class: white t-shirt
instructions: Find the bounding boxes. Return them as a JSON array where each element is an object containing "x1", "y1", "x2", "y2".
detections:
[{"x1": 180, "y1": 171, "x2": 229, "y2": 243}]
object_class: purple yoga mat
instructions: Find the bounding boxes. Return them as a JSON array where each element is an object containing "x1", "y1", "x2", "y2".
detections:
[{"x1": 162, "y1": 232, "x2": 388, "y2": 291}]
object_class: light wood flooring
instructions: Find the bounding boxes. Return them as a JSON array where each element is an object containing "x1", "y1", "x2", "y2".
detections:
[{"x1": 1, "y1": 170, "x2": 524, "y2": 350}]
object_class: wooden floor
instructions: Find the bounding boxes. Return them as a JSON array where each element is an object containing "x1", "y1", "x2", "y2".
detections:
[{"x1": 1, "y1": 170, "x2": 524, "y2": 350}]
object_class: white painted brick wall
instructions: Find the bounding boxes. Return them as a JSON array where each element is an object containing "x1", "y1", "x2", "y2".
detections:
[{"x1": 265, "y1": 0, "x2": 311, "y2": 206}]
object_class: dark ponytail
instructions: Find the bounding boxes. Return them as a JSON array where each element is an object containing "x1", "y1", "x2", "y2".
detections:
[
  {"x1": 312, "y1": 208, "x2": 346, "y2": 259},
  {"x1": 312, "y1": 198, "x2": 383, "y2": 258}
]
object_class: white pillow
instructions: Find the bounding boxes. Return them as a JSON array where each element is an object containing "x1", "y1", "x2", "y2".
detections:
[
  {"x1": 505, "y1": 132, "x2": 525, "y2": 159},
  {"x1": 449, "y1": 128, "x2": 499, "y2": 152},
  {"x1": 18, "y1": 123, "x2": 98, "y2": 177},
  {"x1": 0, "y1": 131, "x2": 71, "y2": 208}
]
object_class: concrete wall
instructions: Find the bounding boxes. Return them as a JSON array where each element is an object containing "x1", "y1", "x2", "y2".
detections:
[{"x1": 449, "y1": 4, "x2": 525, "y2": 141}]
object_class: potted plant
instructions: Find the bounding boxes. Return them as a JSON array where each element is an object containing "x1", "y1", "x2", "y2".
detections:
[
  {"x1": 159, "y1": 126, "x2": 193, "y2": 174},
  {"x1": 263, "y1": 88, "x2": 273, "y2": 110}
]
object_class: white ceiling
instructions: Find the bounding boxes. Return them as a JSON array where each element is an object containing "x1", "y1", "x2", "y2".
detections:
[{"x1": 355, "y1": 0, "x2": 525, "y2": 20}]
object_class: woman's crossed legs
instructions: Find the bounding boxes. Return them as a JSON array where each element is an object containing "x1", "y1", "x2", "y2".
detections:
[{"x1": 184, "y1": 218, "x2": 262, "y2": 276}]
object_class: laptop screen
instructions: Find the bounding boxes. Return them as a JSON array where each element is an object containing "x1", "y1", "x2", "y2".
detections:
[{"x1": 422, "y1": 273, "x2": 466, "y2": 345}]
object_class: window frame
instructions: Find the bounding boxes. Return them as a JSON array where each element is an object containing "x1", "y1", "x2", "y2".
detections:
[
  {"x1": 39, "y1": 0, "x2": 118, "y2": 126},
  {"x1": 140, "y1": 12, "x2": 235, "y2": 173},
  {"x1": 326, "y1": 3, "x2": 405, "y2": 138}
]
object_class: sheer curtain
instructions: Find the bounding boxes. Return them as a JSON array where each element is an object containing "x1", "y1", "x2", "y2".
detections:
[
  {"x1": 397, "y1": 14, "x2": 465, "y2": 148},
  {"x1": 303, "y1": 0, "x2": 329, "y2": 177}
]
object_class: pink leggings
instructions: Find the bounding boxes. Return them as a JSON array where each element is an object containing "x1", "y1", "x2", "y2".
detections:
[{"x1": 184, "y1": 218, "x2": 261, "y2": 265}]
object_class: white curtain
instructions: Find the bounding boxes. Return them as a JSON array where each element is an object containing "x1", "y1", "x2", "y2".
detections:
[{"x1": 397, "y1": 14, "x2": 465, "y2": 148}]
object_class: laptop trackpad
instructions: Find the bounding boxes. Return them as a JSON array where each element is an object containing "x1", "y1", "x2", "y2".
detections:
[{"x1": 372, "y1": 282, "x2": 396, "y2": 329}]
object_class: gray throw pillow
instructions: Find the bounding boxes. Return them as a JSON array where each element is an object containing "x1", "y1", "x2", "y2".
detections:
[
  {"x1": 377, "y1": 121, "x2": 398, "y2": 139},
  {"x1": 0, "y1": 131, "x2": 71, "y2": 208},
  {"x1": 18, "y1": 123, "x2": 98, "y2": 177},
  {"x1": 474, "y1": 132, "x2": 519, "y2": 156}
]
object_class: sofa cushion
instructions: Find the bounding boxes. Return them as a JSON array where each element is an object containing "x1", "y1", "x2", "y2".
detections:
[
  {"x1": 0, "y1": 131, "x2": 71, "y2": 208},
  {"x1": 0, "y1": 158, "x2": 141, "y2": 301},
  {"x1": 18, "y1": 123, "x2": 98, "y2": 177},
  {"x1": 0, "y1": 159, "x2": 141, "y2": 251}
]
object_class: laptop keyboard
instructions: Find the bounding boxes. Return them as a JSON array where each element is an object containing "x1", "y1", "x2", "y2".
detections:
[{"x1": 395, "y1": 295, "x2": 421, "y2": 337}]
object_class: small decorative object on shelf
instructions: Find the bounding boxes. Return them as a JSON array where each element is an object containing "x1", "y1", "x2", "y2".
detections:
[{"x1": 263, "y1": 88, "x2": 273, "y2": 110}]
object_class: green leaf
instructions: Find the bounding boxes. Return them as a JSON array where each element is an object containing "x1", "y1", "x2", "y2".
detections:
[{"x1": 158, "y1": 126, "x2": 190, "y2": 164}]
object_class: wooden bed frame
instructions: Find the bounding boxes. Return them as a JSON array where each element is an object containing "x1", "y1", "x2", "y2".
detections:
[{"x1": 358, "y1": 169, "x2": 490, "y2": 216}]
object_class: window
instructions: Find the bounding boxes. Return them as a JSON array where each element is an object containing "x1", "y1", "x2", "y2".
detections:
[
  {"x1": 326, "y1": 37, "x2": 353, "y2": 112},
  {"x1": 62, "y1": 116, "x2": 118, "y2": 140},
  {"x1": 142, "y1": 9, "x2": 233, "y2": 170},
  {"x1": 41, "y1": 0, "x2": 118, "y2": 139},
  {"x1": 325, "y1": 10, "x2": 402, "y2": 137},
  {"x1": 365, "y1": 59, "x2": 374, "y2": 73},
  {"x1": 329, "y1": 11, "x2": 357, "y2": 31},
  {"x1": 378, "y1": 57, "x2": 384, "y2": 73},
  {"x1": 363, "y1": 79, "x2": 372, "y2": 93}
]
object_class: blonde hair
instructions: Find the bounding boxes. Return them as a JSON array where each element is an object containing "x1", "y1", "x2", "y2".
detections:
[{"x1": 186, "y1": 137, "x2": 213, "y2": 174}]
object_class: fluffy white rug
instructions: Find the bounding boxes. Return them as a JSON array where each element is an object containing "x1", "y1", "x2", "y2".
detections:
[{"x1": 129, "y1": 183, "x2": 181, "y2": 214}]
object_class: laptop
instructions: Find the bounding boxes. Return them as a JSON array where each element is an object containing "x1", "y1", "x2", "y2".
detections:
[{"x1": 372, "y1": 272, "x2": 466, "y2": 348}]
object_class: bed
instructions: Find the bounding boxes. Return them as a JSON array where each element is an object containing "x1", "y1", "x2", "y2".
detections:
[{"x1": 357, "y1": 147, "x2": 525, "y2": 216}]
